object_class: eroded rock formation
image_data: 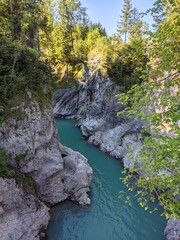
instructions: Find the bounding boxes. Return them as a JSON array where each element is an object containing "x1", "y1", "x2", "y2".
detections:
[{"x1": 0, "y1": 93, "x2": 93, "y2": 240}]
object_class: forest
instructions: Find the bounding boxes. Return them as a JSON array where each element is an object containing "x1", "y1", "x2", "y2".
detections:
[{"x1": 0, "y1": 0, "x2": 179, "y2": 220}]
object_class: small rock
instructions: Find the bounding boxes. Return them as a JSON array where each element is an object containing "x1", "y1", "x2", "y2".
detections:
[{"x1": 27, "y1": 91, "x2": 32, "y2": 99}]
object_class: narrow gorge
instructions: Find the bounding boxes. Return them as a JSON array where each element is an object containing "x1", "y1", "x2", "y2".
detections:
[
  {"x1": 52, "y1": 74, "x2": 180, "y2": 240},
  {"x1": 0, "y1": 74, "x2": 179, "y2": 240},
  {"x1": 0, "y1": 0, "x2": 179, "y2": 239}
]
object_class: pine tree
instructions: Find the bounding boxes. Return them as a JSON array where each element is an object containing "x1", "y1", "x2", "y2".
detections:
[
  {"x1": 116, "y1": 0, "x2": 133, "y2": 43},
  {"x1": 0, "y1": 0, "x2": 53, "y2": 101},
  {"x1": 57, "y1": 0, "x2": 90, "y2": 79},
  {"x1": 58, "y1": 0, "x2": 80, "y2": 77},
  {"x1": 129, "y1": 8, "x2": 149, "y2": 41},
  {"x1": 0, "y1": 0, "x2": 48, "y2": 48}
]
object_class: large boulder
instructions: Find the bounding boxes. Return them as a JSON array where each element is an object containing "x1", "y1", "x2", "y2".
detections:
[{"x1": 40, "y1": 145, "x2": 93, "y2": 205}]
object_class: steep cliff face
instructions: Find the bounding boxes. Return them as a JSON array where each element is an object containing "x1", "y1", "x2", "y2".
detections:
[
  {"x1": 0, "y1": 92, "x2": 93, "y2": 240},
  {"x1": 53, "y1": 76, "x2": 124, "y2": 125}
]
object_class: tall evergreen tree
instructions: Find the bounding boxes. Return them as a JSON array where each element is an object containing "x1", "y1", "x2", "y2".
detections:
[
  {"x1": 58, "y1": 0, "x2": 86, "y2": 77},
  {"x1": 129, "y1": 8, "x2": 149, "y2": 40},
  {"x1": 0, "y1": 0, "x2": 49, "y2": 48},
  {"x1": 59, "y1": 0, "x2": 80, "y2": 46},
  {"x1": 0, "y1": 0, "x2": 53, "y2": 102},
  {"x1": 116, "y1": 0, "x2": 132, "y2": 43}
]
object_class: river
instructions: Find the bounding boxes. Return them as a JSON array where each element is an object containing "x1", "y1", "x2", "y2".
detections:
[{"x1": 47, "y1": 119, "x2": 166, "y2": 240}]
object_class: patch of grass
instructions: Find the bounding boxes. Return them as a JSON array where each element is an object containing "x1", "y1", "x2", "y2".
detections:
[
  {"x1": 31, "y1": 89, "x2": 52, "y2": 112},
  {"x1": 12, "y1": 170, "x2": 37, "y2": 196},
  {"x1": 0, "y1": 89, "x2": 52, "y2": 126},
  {"x1": 7, "y1": 92, "x2": 29, "y2": 107},
  {"x1": 15, "y1": 152, "x2": 27, "y2": 162},
  {"x1": 55, "y1": 78, "x2": 79, "y2": 89},
  {"x1": 0, "y1": 93, "x2": 29, "y2": 126},
  {"x1": 11, "y1": 108, "x2": 27, "y2": 120},
  {"x1": 0, "y1": 149, "x2": 12, "y2": 177},
  {"x1": 0, "y1": 107, "x2": 27, "y2": 127},
  {"x1": 0, "y1": 148, "x2": 37, "y2": 196}
]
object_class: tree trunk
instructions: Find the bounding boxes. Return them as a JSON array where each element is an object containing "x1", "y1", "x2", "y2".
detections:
[{"x1": 124, "y1": 31, "x2": 127, "y2": 44}]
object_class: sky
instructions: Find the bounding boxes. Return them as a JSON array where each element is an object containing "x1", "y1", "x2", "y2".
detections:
[{"x1": 80, "y1": 0, "x2": 156, "y2": 36}]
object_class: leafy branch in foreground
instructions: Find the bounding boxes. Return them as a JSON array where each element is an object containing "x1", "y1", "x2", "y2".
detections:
[
  {"x1": 118, "y1": 73, "x2": 180, "y2": 218},
  {"x1": 117, "y1": 0, "x2": 180, "y2": 218}
]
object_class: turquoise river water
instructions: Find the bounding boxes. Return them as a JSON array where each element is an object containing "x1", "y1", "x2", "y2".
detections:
[{"x1": 47, "y1": 119, "x2": 166, "y2": 240}]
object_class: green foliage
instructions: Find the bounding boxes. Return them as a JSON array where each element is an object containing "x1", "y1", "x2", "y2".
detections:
[
  {"x1": 108, "y1": 38, "x2": 149, "y2": 90},
  {"x1": 15, "y1": 152, "x2": 27, "y2": 162},
  {"x1": 118, "y1": 75, "x2": 180, "y2": 218},
  {"x1": 87, "y1": 36, "x2": 110, "y2": 76},
  {"x1": 129, "y1": 8, "x2": 149, "y2": 41},
  {"x1": 11, "y1": 170, "x2": 37, "y2": 196},
  {"x1": 0, "y1": 149, "x2": 11, "y2": 177},
  {"x1": 41, "y1": 0, "x2": 89, "y2": 81},
  {"x1": 0, "y1": 0, "x2": 55, "y2": 125},
  {"x1": 0, "y1": 0, "x2": 48, "y2": 46},
  {"x1": 118, "y1": 0, "x2": 180, "y2": 218},
  {"x1": 149, "y1": 1, "x2": 180, "y2": 73},
  {"x1": 116, "y1": 0, "x2": 149, "y2": 43},
  {"x1": 0, "y1": 147, "x2": 36, "y2": 195},
  {"x1": 0, "y1": 37, "x2": 53, "y2": 105},
  {"x1": 86, "y1": 28, "x2": 101, "y2": 51}
]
